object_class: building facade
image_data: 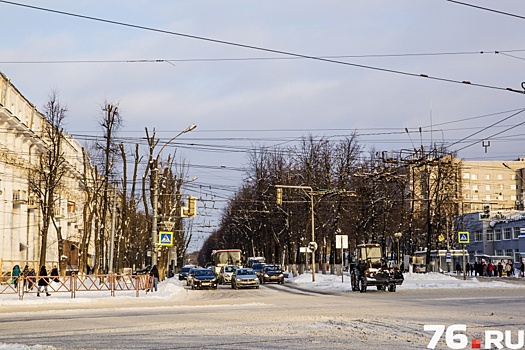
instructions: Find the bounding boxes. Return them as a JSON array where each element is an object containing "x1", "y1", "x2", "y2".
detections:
[{"x1": 0, "y1": 71, "x2": 93, "y2": 273}]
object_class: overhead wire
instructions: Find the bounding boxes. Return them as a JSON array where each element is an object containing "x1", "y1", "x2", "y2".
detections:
[{"x1": 0, "y1": 0, "x2": 523, "y2": 94}]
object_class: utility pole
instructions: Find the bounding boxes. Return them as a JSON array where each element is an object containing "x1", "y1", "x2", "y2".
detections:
[{"x1": 109, "y1": 185, "x2": 117, "y2": 273}]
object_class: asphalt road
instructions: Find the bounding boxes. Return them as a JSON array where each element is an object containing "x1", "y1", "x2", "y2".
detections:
[{"x1": 1, "y1": 280, "x2": 524, "y2": 350}]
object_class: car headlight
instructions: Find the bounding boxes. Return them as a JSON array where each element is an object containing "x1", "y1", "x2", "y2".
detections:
[
  {"x1": 264, "y1": 274, "x2": 269, "y2": 277},
  {"x1": 279, "y1": 274, "x2": 283, "y2": 277}
]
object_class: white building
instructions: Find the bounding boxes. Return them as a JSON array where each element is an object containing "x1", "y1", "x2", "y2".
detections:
[{"x1": 0, "y1": 71, "x2": 93, "y2": 274}]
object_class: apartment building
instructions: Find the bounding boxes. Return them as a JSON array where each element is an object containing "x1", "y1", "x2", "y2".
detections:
[
  {"x1": 0, "y1": 71, "x2": 92, "y2": 272},
  {"x1": 460, "y1": 159, "x2": 525, "y2": 212}
]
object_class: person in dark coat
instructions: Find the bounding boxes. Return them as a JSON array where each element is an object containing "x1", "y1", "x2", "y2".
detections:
[
  {"x1": 149, "y1": 265, "x2": 159, "y2": 292},
  {"x1": 27, "y1": 266, "x2": 36, "y2": 291},
  {"x1": 37, "y1": 266, "x2": 51, "y2": 297},
  {"x1": 50, "y1": 265, "x2": 60, "y2": 283},
  {"x1": 11, "y1": 265, "x2": 21, "y2": 290}
]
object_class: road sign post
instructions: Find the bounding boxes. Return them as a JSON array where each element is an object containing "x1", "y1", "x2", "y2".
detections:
[{"x1": 458, "y1": 232, "x2": 470, "y2": 280}]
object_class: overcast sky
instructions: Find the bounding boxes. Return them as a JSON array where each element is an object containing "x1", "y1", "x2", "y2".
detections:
[{"x1": 2, "y1": 1, "x2": 525, "y2": 249}]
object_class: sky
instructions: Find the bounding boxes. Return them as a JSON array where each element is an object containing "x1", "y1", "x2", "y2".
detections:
[
  {"x1": 2, "y1": 1, "x2": 525, "y2": 249},
  {"x1": 0, "y1": 271, "x2": 524, "y2": 349}
]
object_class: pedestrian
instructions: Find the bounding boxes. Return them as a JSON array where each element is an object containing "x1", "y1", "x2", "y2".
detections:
[
  {"x1": 27, "y1": 266, "x2": 36, "y2": 291},
  {"x1": 465, "y1": 263, "x2": 470, "y2": 276},
  {"x1": 505, "y1": 261, "x2": 512, "y2": 277},
  {"x1": 149, "y1": 265, "x2": 159, "y2": 292},
  {"x1": 11, "y1": 265, "x2": 21, "y2": 290},
  {"x1": 50, "y1": 265, "x2": 59, "y2": 283},
  {"x1": 455, "y1": 262, "x2": 461, "y2": 275},
  {"x1": 498, "y1": 261, "x2": 503, "y2": 277},
  {"x1": 520, "y1": 260, "x2": 524, "y2": 278},
  {"x1": 37, "y1": 266, "x2": 50, "y2": 297},
  {"x1": 487, "y1": 262, "x2": 493, "y2": 277}
]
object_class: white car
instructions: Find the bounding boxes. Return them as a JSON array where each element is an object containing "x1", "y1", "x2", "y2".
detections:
[{"x1": 219, "y1": 265, "x2": 236, "y2": 284}]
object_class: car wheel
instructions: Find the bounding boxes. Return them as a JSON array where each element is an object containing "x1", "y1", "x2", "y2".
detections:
[
  {"x1": 256, "y1": 286, "x2": 259, "y2": 289},
  {"x1": 388, "y1": 284, "x2": 396, "y2": 292}
]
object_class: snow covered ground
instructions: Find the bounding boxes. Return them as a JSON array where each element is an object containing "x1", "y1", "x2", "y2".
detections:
[{"x1": 0, "y1": 272, "x2": 523, "y2": 349}]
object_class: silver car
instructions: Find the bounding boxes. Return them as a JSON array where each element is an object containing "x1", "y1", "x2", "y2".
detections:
[{"x1": 231, "y1": 268, "x2": 260, "y2": 289}]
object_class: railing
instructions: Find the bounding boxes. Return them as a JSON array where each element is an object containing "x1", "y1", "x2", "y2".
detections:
[{"x1": 0, "y1": 273, "x2": 155, "y2": 300}]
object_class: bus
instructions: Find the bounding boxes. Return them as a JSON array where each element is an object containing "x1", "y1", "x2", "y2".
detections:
[{"x1": 210, "y1": 249, "x2": 242, "y2": 275}]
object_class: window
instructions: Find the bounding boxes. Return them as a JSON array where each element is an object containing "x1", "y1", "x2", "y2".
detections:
[
  {"x1": 471, "y1": 174, "x2": 478, "y2": 180},
  {"x1": 499, "y1": 184, "x2": 504, "y2": 190},
  {"x1": 515, "y1": 250, "x2": 521, "y2": 263},
  {"x1": 473, "y1": 194, "x2": 479, "y2": 200},
  {"x1": 463, "y1": 183, "x2": 470, "y2": 189},
  {"x1": 511, "y1": 195, "x2": 517, "y2": 201},
  {"x1": 463, "y1": 172, "x2": 470, "y2": 179},
  {"x1": 485, "y1": 185, "x2": 491, "y2": 191},
  {"x1": 472, "y1": 185, "x2": 478, "y2": 191},
  {"x1": 497, "y1": 194, "x2": 504, "y2": 201},
  {"x1": 475, "y1": 230, "x2": 483, "y2": 242},
  {"x1": 505, "y1": 249, "x2": 513, "y2": 258},
  {"x1": 497, "y1": 174, "x2": 503, "y2": 180},
  {"x1": 511, "y1": 174, "x2": 517, "y2": 181},
  {"x1": 511, "y1": 184, "x2": 517, "y2": 190},
  {"x1": 495, "y1": 249, "x2": 503, "y2": 256},
  {"x1": 504, "y1": 228, "x2": 511, "y2": 240},
  {"x1": 494, "y1": 229, "x2": 502, "y2": 241},
  {"x1": 485, "y1": 195, "x2": 491, "y2": 200},
  {"x1": 514, "y1": 227, "x2": 521, "y2": 239},
  {"x1": 485, "y1": 174, "x2": 490, "y2": 180},
  {"x1": 486, "y1": 230, "x2": 493, "y2": 241}
]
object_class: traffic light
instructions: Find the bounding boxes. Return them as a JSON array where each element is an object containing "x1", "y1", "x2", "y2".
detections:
[
  {"x1": 276, "y1": 188, "x2": 282, "y2": 205},
  {"x1": 187, "y1": 196, "x2": 197, "y2": 217},
  {"x1": 479, "y1": 204, "x2": 490, "y2": 220}
]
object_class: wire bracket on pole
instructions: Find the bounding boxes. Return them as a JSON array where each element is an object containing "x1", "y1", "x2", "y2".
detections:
[{"x1": 481, "y1": 140, "x2": 490, "y2": 153}]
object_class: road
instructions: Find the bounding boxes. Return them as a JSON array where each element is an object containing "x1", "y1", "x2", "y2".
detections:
[{"x1": 0, "y1": 280, "x2": 524, "y2": 349}]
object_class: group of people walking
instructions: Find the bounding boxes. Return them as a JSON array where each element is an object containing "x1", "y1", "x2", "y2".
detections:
[
  {"x1": 11, "y1": 264, "x2": 60, "y2": 297},
  {"x1": 462, "y1": 259, "x2": 524, "y2": 277}
]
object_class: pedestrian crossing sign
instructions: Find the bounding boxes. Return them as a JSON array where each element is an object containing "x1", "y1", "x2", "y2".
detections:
[
  {"x1": 158, "y1": 231, "x2": 174, "y2": 246},
  {"x1": 458, "y1": 231, "x2": 470, "y2": 244}
]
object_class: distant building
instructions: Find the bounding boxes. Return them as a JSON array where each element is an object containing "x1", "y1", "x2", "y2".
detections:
[
  {"x1": 456, "y1": 211, "x2": 525, "y2": 265},
  {"x1": 460, "y1": 159, "x2": 525, "y2": 212}
]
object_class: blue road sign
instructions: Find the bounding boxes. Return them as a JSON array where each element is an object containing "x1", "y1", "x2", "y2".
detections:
[
  {"x1": 458, "y1": 231, "x2": 470, "y2": 244},
  {"x1": 158, "y1": 231, "x2": 174, "y2": 246}
]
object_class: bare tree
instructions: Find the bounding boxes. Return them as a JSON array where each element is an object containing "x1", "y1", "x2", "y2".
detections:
[{"x1": 29, "y1": 91, "x2": 68, "y2": 271}]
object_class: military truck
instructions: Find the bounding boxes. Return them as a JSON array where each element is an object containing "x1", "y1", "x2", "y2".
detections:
[{"x1": 350, "y1": 243, "x2": 404, "y2": 293}]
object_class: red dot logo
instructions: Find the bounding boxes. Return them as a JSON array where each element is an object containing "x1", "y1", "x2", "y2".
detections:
[{"x1": 472, "y1": 338, "x2": 481, "y2": 349}]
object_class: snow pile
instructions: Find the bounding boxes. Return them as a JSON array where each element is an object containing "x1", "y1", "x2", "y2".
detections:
[{"x1": 287, "y1": 271, "x2": 525, "y2": 291}]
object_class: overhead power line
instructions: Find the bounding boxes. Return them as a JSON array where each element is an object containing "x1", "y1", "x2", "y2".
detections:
[
  {"x1": 446, "y1": 0, "x2": 525, "y2": 21},
  {"x1": 0, "y1": 0, "x2": 523, "y2": 94},
  {"x1": 1, "y1": 49, "x2": 525, "y2": 64}
]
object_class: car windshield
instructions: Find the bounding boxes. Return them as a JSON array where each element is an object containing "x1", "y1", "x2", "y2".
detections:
[
  {"x1": 252, "y1": 263, "x2": 264, "y2": 270},
  {"x1": 265, "y1": 266, "x2": 281, "y2": 272},
  {"x1": 181, "y1": 267, "x2": 192, "y2": 273},
  {"x1": 224, "y1": 266, "x2": 235, "y2": 273},
  {"x1": 195, "y1": 269, "x2": 214, "y2": 276},
  {"x1": 237, "y1": 269, "x2": 254, "y2": 276}
]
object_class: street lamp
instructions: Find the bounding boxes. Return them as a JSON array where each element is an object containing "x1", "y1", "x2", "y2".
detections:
[
  {"x1": 394, "y1": 232, "x2": 403, "y2": 266},
  {"x1": 151, "y1": 124, "x2": 197, "y2": 267},
  {"x1": 275, "y1": 184, "x2": 317, "y2": 282},
  {"x1": 502, "y1": 162, "x2": 524, "y2": 210}
]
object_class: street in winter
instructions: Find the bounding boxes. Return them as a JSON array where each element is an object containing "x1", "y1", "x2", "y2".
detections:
[{"x1": 1, "y1": 272, "x2": 524, "y2": 350}]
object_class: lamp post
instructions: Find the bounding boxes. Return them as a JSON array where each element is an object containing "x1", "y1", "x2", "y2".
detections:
[
  {"x1": 503, "y1": 162, "x2": 524, "y2": 210},
  {"x1": 275, "y1": 185, "x2": 317, "y2": 282},
  {"x1": 394, "y1": 232, "x2": 403, "y2": 266},
  {"x1": 151, "y1": 124, "x2": 196, "y2": 267}
]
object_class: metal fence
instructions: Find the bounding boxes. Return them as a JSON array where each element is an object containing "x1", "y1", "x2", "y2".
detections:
[{"x1": 0, "y1": 273, "x2": 154, "y2": 300}]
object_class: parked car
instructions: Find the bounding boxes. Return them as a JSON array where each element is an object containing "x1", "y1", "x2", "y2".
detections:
[
  {"x1": 231, "y1": 268, "x2": 260, "y2": 289},
  {"x1": 219, "y1": 265, "x2": 236, "y2": 284},
  {"x1": 261, "y1": 265, "x2": 284, "y2": 284},
  {"x1": 186, "y1": 267, "x2": 198, "y2": 286},
  {"x1": 132, "y1": 266, "x2": 151, "y2": 276},
  {"x1": 413, "y1": 264, "x2": 426, "y2": 273},
  {"x1": 191, "y1": 268, "x2": 218, "y2": 290},
  {"x1": 178, "y1": 265, "x2": 196, "y2": 281}
]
